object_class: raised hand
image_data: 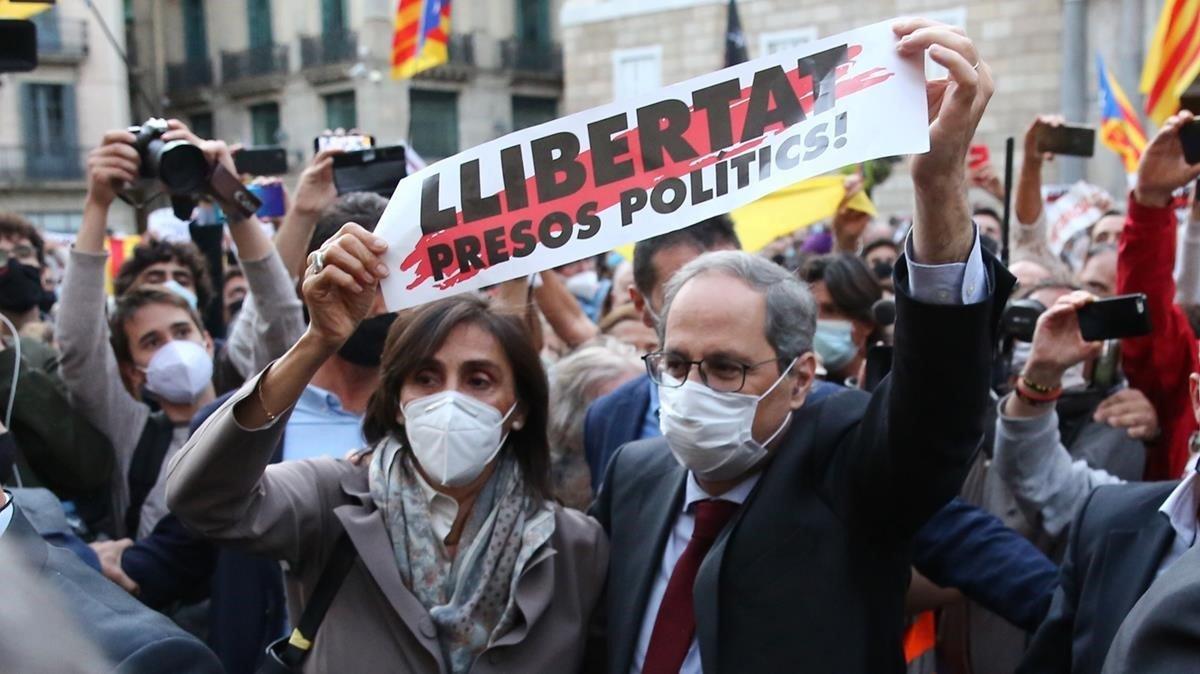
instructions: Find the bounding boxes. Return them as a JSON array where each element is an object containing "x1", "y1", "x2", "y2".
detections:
[
  {"x1": 292, "y1": 148, "x2": 343, "y2": 217},
  {"x1": 894, "y1": 18, "x2": 995, "y2": 264},
  {"x1": 85, "y1": 130, "x2": 140, "y2": 208},
  {"x1": 301, "y1": 222, "x2": 389, "y2": 349},
  {"x1": 1135, "y1": 110, "x2": 1200, "y2": 207},
  {"x1": 1094, "y1": 387, "x2": 1161, "y2": 440},
  {"x1": 1023, "y1": 291, "x2": 1103, "y2": 388}
]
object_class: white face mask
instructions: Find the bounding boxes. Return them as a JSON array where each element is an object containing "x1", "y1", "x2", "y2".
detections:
[
  {"x1": 658, "y1": 358, "x2": 796, "y2": 481},
  {"x1": 564, "y1": 270, "x2": 600, "y2": 301},
  {"x1": 142, "y1": 339, "x2": 212, "y2": 404},
  {"x1": 403, "y1": 391, "x2": 516, "y2": 488}
]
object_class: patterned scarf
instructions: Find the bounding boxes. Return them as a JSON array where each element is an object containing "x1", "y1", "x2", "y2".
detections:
[{"x1": 369, "y1": 437, "x2": 555, "y2": 673}]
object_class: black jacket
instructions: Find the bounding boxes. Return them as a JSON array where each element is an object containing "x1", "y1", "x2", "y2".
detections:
[
  {"x1": 1018, "y1": 480, "x2": 1179, "y2": 674},
  {"x1": 591, "y1": 254, "x2": 1013, "y2": 674}
]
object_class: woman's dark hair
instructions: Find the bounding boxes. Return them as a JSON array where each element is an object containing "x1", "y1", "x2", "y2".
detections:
[
  {"x1": 799, "y1": 252, "x2": 883, "y2": 325},
  {"x1": 362, "y1": 293, "x2": 552, "y2": 499}
]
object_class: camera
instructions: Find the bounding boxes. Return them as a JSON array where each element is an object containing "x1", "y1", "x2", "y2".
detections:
[
  {"x1": 1000, "y1": 298, "x2": 1046, "y2": 343},
  {"x1": 129, "y1": 118, "x2": 210, "y2": 196}
]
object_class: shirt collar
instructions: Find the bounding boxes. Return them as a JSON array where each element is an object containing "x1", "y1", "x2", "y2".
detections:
[
  {"x1": 1159, "y1": 470, "x2": 1200, "y2": 549},
  {"x1": 683, "y1": 470, "x2": 761, "y2": 512},
  {"x1": 0, "y1": 490, "x2": 13, "y2": 539},
  {"x1": 411, "y1": 463, "x2": 462, "y2": 544},
  {"x1": 298, "y1": 384, "x2": 346, "y2": 414},
  {"x1": 647, "y1": 379, "x2": 660, "y2": 414}
]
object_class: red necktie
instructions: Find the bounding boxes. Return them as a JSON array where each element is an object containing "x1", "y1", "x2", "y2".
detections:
[{"x1": 642, "y1": 498, "x2": 739, "y2": 674}]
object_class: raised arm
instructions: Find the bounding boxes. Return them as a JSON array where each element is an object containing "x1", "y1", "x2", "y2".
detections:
[
  {"x1": 1118, "y1": 110, "x2": 1200, "y2": 479},
  {"x1": 167, "y1": 223, "x2": 387, "y2": 566},
  {"x1": 274, "y1": 149, "x2": 342, "y2": 280},
  {"x1": 58, "y1": 131, "x2": 151, "y2": 471}
]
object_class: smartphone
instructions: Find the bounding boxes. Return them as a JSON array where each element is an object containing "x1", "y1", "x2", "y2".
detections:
[
  {"x1": 333, "y1": 145, "x2": 407, "y2": 197},
  {"x1": 862, "y1": 344, "x2": 893, "y2": 393},
  {"x1": 1180, "y1": 120, "x2": 1200, "y2": 165},
  {"x1": 1076, "y1": 293, "x2": 1152, "y2": 342},
  {"x1": 1036, "y1": 124, "x2": 1096, "y2": 157},
  {"x1": 247, "y1": 183, "x2": 286, "y2": 218},
  {"x1": 234, "y1": 147, "x2": 289, "y2": 176},
  {"x1": 968, "y1": 144, "x2": 991, "y2": 170},
  {"x1": 315, "y1": 134, "x2": 375, "y2": 153}
]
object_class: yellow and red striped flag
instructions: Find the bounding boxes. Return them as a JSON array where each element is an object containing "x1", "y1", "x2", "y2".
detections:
[
  {"x1": 1140, "y1": 0, "x2": 1200, "y2": 124},
  {"x1": 391, "y1": 0, "x2": 451, "y2": 79},
  {"x1": 1098, "y1": 54, "x2": 1148, "y2": 174}
]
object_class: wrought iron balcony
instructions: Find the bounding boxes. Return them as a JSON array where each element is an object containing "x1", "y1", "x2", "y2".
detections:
[
  {"x1": 221, "y1": 44, "x2": 289, "y2": 83},
  {"x1": 37, "y1": 17, "x2": 88, "y2": 62},
  {"x1": 413, "y1": 33, "x2": 475, "y2": 81},
  {"x1": 300, "y1": 29, "x2": 358, "y2": 69},
  {"x1": 166, "y1": 59, "x2": 214, "y2": 93},
  {"x1": 0, "y1": 145, "x2": 86, "y2": 183},
  {"x1": 501, "y1": 38, "x2": 562, "y2": 80}
]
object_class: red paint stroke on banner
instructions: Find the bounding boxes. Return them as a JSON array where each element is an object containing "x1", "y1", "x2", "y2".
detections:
[{"x1": 402, "y1": 44, "x2": 894, "y2": 290}]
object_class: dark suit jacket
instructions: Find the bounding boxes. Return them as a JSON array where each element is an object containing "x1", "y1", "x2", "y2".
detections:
[
  {"x1": 1, "y1": 499, "x2": 223, "y2": 673},
  {"x1": 1100, "y1": 533, "x2": 1200, "y2": 674},
  {"x1": 1019, "y1": 481, "x2": 1179, "y2": 674},
  {"x1": 591, "y1": 254, "x2": 1013, "y2": 674}
]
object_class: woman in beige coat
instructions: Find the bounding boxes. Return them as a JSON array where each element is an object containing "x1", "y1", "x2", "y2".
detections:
[{"x1": 167, "y1": 223, "x2": 608, "y2": 673}]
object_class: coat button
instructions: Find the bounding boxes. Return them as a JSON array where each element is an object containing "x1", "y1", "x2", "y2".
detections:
[{"x1": 419, "y1": 617, "x2": 436, "y2": 639}]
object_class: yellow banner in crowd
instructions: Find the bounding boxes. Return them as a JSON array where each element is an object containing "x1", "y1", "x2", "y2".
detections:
[
  {"x1": 615, "y1": 174, "x2": 876, "y2": 258},
  {"x1": 0, "y1": 1, "x2": 54, "y2": 19}
]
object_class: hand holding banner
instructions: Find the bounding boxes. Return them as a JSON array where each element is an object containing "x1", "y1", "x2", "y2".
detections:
[{"x1": 374, "y1": 19, "x2": 930, "y2": 310}]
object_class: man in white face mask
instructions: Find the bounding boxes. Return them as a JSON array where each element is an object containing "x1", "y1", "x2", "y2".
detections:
[{"x1": 589, "y1": 18, "x2": 1014, "y2": 674}]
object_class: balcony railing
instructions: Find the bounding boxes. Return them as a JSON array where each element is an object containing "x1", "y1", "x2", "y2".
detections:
[
  {"x1": 0, "y1": 145, "x2": 87, "y2": 183},
  {"x1": 37, "y1": 17, "x2": 88, "y2": 61},
  {"x1": 300, "y1": 29, "x2": 358, "y2": 69},
  {"x1": 413, "y1": 33, "x2": 475, "y2": 81},
  {"x1": 166, "y1": 59, "x2": 214, "y2": 93},
  {"x1": 501, "y1": 39, "x2": 562, "y2": 77},
  {"x1": 221, "y1": 44, "x2": 289, "y2": 83}
]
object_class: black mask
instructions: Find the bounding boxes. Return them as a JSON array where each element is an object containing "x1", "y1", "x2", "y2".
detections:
[
  {"x1": 980, "y1": 233, "x2": 1001, "y2": 257},
  {"x1": 337, "y1": 313, "x2": 397, "y2": 367},
  {"x1": 0, "y1": 259, "x2": 44, "y2": 313},
  {"x1": 38, "y1": 288, "x2": 56, "y2": 314},
  {"x1": 871, "y1": 259, "x2": 894, "y2": 280}
]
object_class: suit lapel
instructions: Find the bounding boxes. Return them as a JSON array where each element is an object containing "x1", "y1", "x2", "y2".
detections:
[
  {"x1": 491, "y1": 547, "x2": 557, "y2": 648},
  {"x1": 611, "y1": 459, "x2": 686, "y2": 674},
  {"x1": 332, "y1": 500, "x2": 442, "y2": 665},
  {"x1": 3, "y1": 504, "x2": 49, "y2": 573},
  {"x1": 613, "y1": 377, "x2": 653, "y2": 448},
  {"x1": 1093, "y1": 513, "x2": 1175, "y2": 647}
]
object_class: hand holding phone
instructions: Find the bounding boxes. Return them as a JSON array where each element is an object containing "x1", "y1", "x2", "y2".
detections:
[
  {"x1": 1076, "y1": 293, "x2": 1152, "y2": 341},
  {"x1": 1180, "y1": 120, "x2": 1200, "y2": 165},
  {"x1": 1036, "y1": 124, "x2": 1096, "y2": 157},
  {"x1": 315, "y1": 134, "x2": 374, "y2": 153}
]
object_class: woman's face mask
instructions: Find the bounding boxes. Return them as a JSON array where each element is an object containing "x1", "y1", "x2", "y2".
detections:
[{"x1": 402, "y1": 391, "x2": 517, "y2": 487}]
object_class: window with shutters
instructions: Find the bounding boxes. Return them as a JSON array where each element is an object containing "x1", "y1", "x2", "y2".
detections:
[
  {"x1": 21, "y1": 83, "x2": 80, "y2": 180},
  {"x1": 611, "y1": 46, "x2": 661, "y2": 103},
  {"x1": 247, "y1": 0, "x2": 273, "y2": 49},
  {"x1": 183, "y1": 0, "x2": 209, "y2": 63},
  {"x1": 324, "y1": 91, "x2": 357, "y2": 131},
  {"x1": 512, "y1": 96, "x2": 558, "y2": 131},
  {"x1": 249, "y1": 102, "x2": 280, "y2": 146},
  {"x1": 409, "y1": 89, "x2": 458, "y2": 160},
  {"x1": 516, "y1": 0, "x2": 550, "y2": 45},
  {"x1": 322, "y1": 0, "x2": 346, "y2": 33}
]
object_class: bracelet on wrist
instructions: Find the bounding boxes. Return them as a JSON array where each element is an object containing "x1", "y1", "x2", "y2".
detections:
[
  {"x1": 1019, "y1": 373, "x2": 1062, "y2": 395},
  {"x1": 1016, "y1": 376, "x2": 1062, "y2": 405}
]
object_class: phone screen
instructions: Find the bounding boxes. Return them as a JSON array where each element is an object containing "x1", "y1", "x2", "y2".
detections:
[
  {"x1": 315, "y1": 134, "x2": 375, "y2": 153},
  {"x1": 1036, "y1": 125, "x2": 1096, "y2": 157},
  {"x1": 1180, "y1": 120, "x2": 1200, "y2": 165}
]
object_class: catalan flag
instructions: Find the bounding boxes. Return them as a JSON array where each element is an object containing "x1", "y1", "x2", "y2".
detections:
[
  {"x1": 1140, "y1": 0, "x2": 1200, "y2": 124},
  {"x1": 1097, "y1": 54, "x2": 1147, "y2": 174},
  {"x1": 392, "y1": 0, "x2": 451, "y2": 79}
]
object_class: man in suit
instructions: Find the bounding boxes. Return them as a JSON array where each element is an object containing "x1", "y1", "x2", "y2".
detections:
[
  {"x1": 1015, "y1": 111, "x2": 1200, "y2": 674},
  {"x1": 0, "y1": 451, "x2": 222, "y2": 672},
  {"x1": 1101, "y1": 541, "x2": 1200, "y2": 673},
  {"x1": 591, "y1": 19, "x2": 1010, "y2": 673}
]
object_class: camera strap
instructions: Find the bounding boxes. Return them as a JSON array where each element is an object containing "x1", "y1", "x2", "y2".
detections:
[{"x1": 208, "y1": 163, "x2": 262, "y2": 220}]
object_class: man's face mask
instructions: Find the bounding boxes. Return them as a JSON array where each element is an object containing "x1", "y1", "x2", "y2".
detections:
[
  {"x1": 0, "y1": 258, "x2": 44, "y2": 313},
  {"x1": 814, "y1": 319, "x2": 858, "y2": 374},
  {"x1": 658, "y1": 358, "x2": 796, "y2": 481},
  {"x1": 140, "y1": 339, "x2": 212, "y2": 404},
  {"x1": 871, "y1": 259, "x2": 894, "y2": 281},
  {"x1": 403, "y1": 391, "x2": 516, "y2": 487},
  {"x1": 338, "y1": 313, "x2": 397, "y2": 367},
  {"x1": 564, "y1": 270, "x2": 600, "y2": 302}
]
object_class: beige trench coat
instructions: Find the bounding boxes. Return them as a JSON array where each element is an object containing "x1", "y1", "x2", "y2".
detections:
[{"x1": 166, "y1": 372, "x2": 609, "y2": 673}]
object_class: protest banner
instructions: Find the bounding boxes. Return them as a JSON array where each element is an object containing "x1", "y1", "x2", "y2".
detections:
[{"x1": 374, "y1": 19, "x2": 929, "y2": 310}]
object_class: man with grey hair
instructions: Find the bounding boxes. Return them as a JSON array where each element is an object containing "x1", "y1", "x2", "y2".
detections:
[{"x1": 590, "y1": 18, "x2": 1015, "y2": 674}]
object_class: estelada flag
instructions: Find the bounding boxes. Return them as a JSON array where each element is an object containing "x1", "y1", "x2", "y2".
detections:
[
  {"x1": 392, "y1": 0, "x2": 451, "y2": 79},
  {"x1": 1097, "y1": 54, "x2": 1147, "y2": 174},
  {"x1": 1139, "y1": 0, "x2": 1200, "y2": 124}
]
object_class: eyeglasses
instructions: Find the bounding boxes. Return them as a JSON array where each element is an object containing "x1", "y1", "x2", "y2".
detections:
[
  {"x1": 0, "y1": 245, "x2": 37, "y2": 266},
  {"x1": 642, "y1": 351, "x2": 782, "y2": 393}
]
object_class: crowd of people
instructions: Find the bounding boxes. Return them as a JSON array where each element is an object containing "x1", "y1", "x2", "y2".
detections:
[{"x1": 4, "y1": 17, "x2": 1200, "y2": 674}]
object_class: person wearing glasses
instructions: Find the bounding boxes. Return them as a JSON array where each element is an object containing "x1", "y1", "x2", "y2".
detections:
[{"x1": 589, "y1": 20, "x2": 1015, "y2": 673}]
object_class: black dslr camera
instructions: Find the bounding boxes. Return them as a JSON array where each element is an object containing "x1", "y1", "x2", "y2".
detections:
[{"x1": 121, "y1": 118, "x2": 260, "y2": 221}]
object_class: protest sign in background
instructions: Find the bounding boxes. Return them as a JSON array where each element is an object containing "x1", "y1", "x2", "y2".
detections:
[{"x1": 374, "y1": 19, "x2": 929, "y2": 310}]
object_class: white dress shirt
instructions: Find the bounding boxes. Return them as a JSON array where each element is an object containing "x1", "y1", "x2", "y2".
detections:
[
  {"x1": 630, "y1": 472, "x2": 761, "y2": 674},
  {"x1": 631, "y1": 233, "x2": 990, "y2": 673},
  {"x1": 1156, "y1": 470, "x2": 1200, "y2": 578},
  {"x1": 412, "y1": 465, "x2": 462, "y2": 546}
]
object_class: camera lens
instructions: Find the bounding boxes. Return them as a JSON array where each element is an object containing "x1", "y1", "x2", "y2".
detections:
[{"x1": 154, "y1": 140, "x2": 209, "y2": 194}]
